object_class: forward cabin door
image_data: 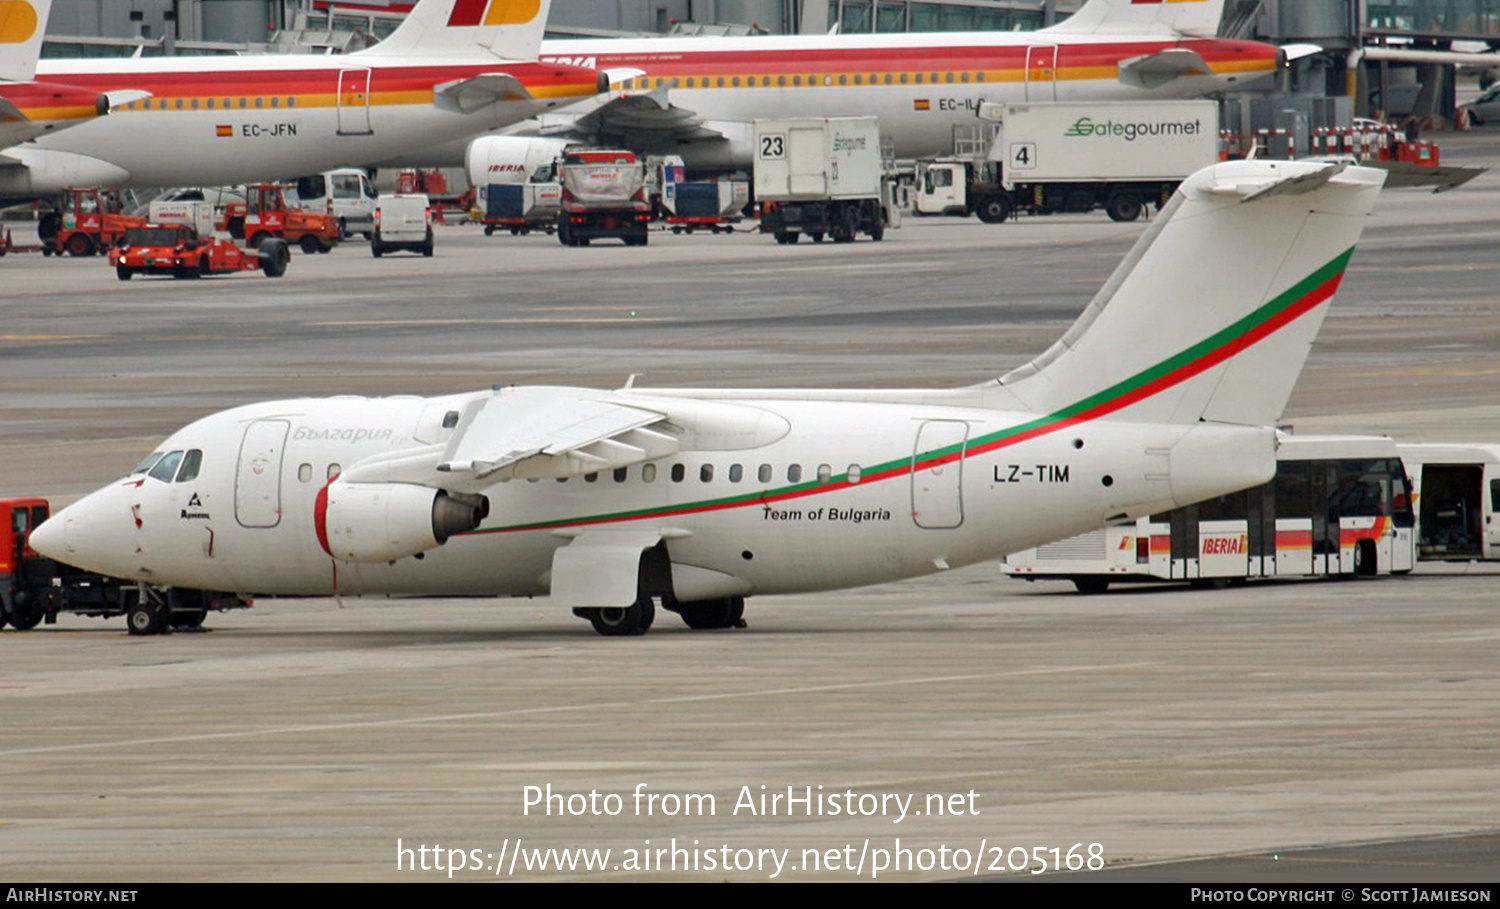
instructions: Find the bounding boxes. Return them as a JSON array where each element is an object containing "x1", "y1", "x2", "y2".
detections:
[{"x1": 236, "y1": 419, "x2": 289, "y2": 528}]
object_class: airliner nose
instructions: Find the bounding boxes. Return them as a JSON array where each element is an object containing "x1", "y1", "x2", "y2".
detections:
[
  {"x1": 30, "y1": 482, "x2": 143, "y2": 579},
  {"x1": 27, "y1": 510, "x2": 67, "y2": 560}
]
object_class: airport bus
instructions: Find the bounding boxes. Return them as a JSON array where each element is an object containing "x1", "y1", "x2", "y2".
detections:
[
  {"x1": 1002, "y1": 435, "x2": 1416, "y2": 592},
  {"x1": 1397, "y1": 443, "x2": 1500, "y2": 562}
]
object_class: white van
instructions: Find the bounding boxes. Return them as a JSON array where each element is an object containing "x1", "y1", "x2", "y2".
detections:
[
  {"x1": 371, "y1": 193, "x2": 433, "y2": 257},
  {"x1": 289, "y1": 168, "x2": 377, "y2": 238}
]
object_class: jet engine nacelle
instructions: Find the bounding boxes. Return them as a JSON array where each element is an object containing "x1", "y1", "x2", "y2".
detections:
[
  {"x1": 464, "y1": 135, "x2": 576, "y2": 187},
  {"x1": 316, "y1": 481, "x2": 489, "y2": 564}
]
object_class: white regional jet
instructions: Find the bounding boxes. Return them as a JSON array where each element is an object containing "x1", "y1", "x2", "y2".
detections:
[
  {"x1": 0, "y1": 0, "x2": 604, "y2": 204},
  {"x1": 32, "y1": 159, "x2": 1386, "y2": 637},
  {"x1": 462, "y1": 0, "x2": 1288, "y2": 173}
]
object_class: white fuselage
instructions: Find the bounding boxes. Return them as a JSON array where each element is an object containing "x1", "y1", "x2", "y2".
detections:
[
  {"x1": 2, "y1": 55, "x2": 599, "y2": 199},
  {"x1": 50, "y1": 389, "x2": 1274, "y2": 599}
]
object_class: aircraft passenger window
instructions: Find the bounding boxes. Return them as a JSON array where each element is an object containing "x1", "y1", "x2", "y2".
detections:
[
  {"x1": 327, "y1": 463, "x2": 341, "y2": 480},
  {"x1": 148, "y1": 451, "x2": 184, "y2": 483},
  {"x1": 176, "y1": 449, "x2": 203, "y2": 483},
  {"x1": 914, "y1": 73, "x2": 923, "y2": 84},
  {"x1": 299, "y1": 464, "x2": 312, "y2": 483},
  {"x1": 271, "y1": 96, "x2": 280, "y2": 108},
  {"x1": 817, "y1": 464, "x2": 832, "y2": 483},
  {"x1": 885, "y1": 73, "x2": 893, "y2": 84},
  {"x1": 613, "y1": 468, "x2": 628, "y2": 482},
  {"x1": 700, "y1": 464, "x2": 714, "y2": 482},
  {"x1": 793, "y1": 75, "x2": 802, "y2": 86},
  {"x1": 191, "y1": 98, "x2": 200, "y2": 109},
  {"x1": 899, "y1": 73, "x2": 908, "y2": 84},
  {"x1": 255, "y1": 97, "x2": 264, "y2": 108},
  {"x1": 133, "y1": 452, "x2": 166, "y2": 475},
  {"x1": 854, "y1": 74, "x2": 862, "y2": 85},
  {"x1": 930, "y1": 72, "x2": 939, "y2": 82},
  {"x1": 825, "y1": 75, "x2": 834, "y2": 85},
  {"x1": 239, "y1": 98, "x2": 248, "y2": 108},
  {"x1": 585, "y1": 473, "x2": 597, "y2": 483},
  {"x1": 685, "y1": 77, "x2": 695, "y2": 87},
  {"x1": 946, "y1": 72, "x2": 954, "y2": 83},
  {"x1": 847, "y1": 464, "x2": 862, "y2": 484},
  {"x1": 976, "y1": 72, "x2": 985, "y2": 82},
  {"x1": 758, "y1": 464, "x2": 771, "y2": 483},
  {"x1": 838, "y1": 74, "x2": 847, "y2": 85},
  {"x1": 788, "y1": 464, "x2": 802, "y2": 483},
  {"x1": 671, "y1": 464, "x2": 685, "y2": 483},
  {"x1": 729, "y1": 464, "x2": 743, "y2": 483},
  {"x1": 288, "y1": 96, "x2": 297, "y2": 108},
  {"x1": 206, "y1": 98, "x2": 215, "y2": 109},
  {"x1": 778, "y1": 75, "x2": 786, "y2": 86},
  {"x1": 717, "y1": 77, "x2": 725, "y2": 87},
  {"x1": 642, "y1": 464, "x2": 657, "y2": 482},
  {"x1": 175, "y1": 98, "x2": 184, "y2": 110},
  {"x1": 961, "y1": 72, "x2": 970, "y2": 83},
  {"x1": 732, "y1": 76, "x2": 741, "y2": 87}
]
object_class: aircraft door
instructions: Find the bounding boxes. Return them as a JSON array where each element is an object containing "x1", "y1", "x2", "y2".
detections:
[
  {"x1": 1025, "y1": 45, "x2": 1058, "y2": 101},
  {"x1": 912, "y1": 421, "x2": 967, "y2": 529},
  {"x1": 337, "y1": 68, "x2": 374, "y2": 136},
  {"x1": 235, "y1": 419, "x2": 289, "y2": 528},
  {"x1": 1487, "y1": 471, "x2": 1500, "y2": 558}
]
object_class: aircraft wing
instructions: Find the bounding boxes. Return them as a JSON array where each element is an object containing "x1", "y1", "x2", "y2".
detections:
[
  {"x1": 540, "y1": 83, "x2": 729, "y2": 144},
  {"x1": 0, "y1": 96, "x2": 27, "y2": 147},
  {"x1": 1116, "y1": 48, "x2": 1212, "y2": 90},
  {"x1": 433, "y1": 72, "x2": 533, "y2": 114},
  {"x1": 436, "y1": 386, "x2": 680, "y2": 482}
]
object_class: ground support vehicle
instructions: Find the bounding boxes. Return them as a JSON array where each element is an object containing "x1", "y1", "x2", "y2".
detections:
[
  {"x1": 109, "y1": 225, "x2": 289, "y2": 279},
  {"x1": 1002, "y1": 435, "x2": 1416, "y2": 592},
  {"x1": 754, "y1": 117, "x2": 891, "y2": 244},
  {"x1": 555, "y1": 149, "x2": 652, "y2": 246},
  {"x1": 479, "y1": 181, "x2": 561, "y2": 236},
  {"x1": 53, "y1": 187, "x2": 146, "y2": 256},
  {"x1": 0, "y1": 226, "x2": 57, "y2": 256},
  {"x1": 662, "y1": 179, "x2": 749, "y2": 233},
  {"x1": 918, "y1": 101, "x2": 1218, "y2": 223},
  {"x1": 221, "y1": 184, "x2": 340, "y2": 254},
  {"x1": 289, "y1": 168, "x2": 378, "y2": 239},
  {"x1": 370, "y1": 193, "x2": 434, "y2": 257},
  {"x1": 1, "y1": 497, "x2": 250, "y2": 634},
  {"x1": 1398, "y1": 443, "x2": 1500, "y2": 561}
]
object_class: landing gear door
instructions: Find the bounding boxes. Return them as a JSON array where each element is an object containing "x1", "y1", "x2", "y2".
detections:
[
  {"x1": 337, "y1": 68, "x2": 373, "y2": 136},
  {"x1": 235, "y1": 419, "x2": 289, "y2": 528},
  {"x1": 912, "y1": 421, "x2": 967, "y2": 529}
]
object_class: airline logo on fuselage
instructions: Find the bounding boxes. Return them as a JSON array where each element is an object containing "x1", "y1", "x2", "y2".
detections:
[{"x1": 543, "y1": 56, "x2": 598, "y2": 69}]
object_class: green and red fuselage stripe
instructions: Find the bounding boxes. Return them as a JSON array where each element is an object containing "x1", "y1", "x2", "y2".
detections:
[{"x1": 470, "y1": 248, "x2": 1353, "y2": 535}]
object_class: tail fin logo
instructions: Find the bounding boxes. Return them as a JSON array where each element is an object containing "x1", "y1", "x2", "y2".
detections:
[
  {"x1": 446, "y1": 0, "x2": 541, "y2": 27},
  {"x1": 0, "y1": 0, "x2": 39, "y2": 44}
]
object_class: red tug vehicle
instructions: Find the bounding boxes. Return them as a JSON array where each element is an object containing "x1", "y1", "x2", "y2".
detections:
[{"x1": 109, "y1": 199, "x2": 290, "y2": 280}]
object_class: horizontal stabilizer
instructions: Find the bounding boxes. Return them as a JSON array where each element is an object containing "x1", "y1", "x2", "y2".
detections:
[
  {"x1": 1359, "y1": 159, "x2": 1485, "y2": 193},
  {"x1": 1117, "y1": 49, "x2": 1211, "y2": 89},
  {"x1": 433, "y1": 72, "x2": 531, "y2": 113}
]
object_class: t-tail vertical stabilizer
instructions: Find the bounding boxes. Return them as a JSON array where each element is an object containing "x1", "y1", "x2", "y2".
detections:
[
  {"x1": 990, "y1": 160, "x2": 1385, "y2": 427},
  {"x1": 1045, "y1": 0, "x2": 1228, "y2": 38},
  {"x1": 356, "y1": 0, "x2": 552, "y2": 61}
]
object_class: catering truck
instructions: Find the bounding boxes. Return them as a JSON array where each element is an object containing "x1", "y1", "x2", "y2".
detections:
[
  {"x1": 914, "y1": 101, "x2": 1219, "y2": 223},
  {"x1": 755, "y1": 116, "x2": 892, "y2": 244}
]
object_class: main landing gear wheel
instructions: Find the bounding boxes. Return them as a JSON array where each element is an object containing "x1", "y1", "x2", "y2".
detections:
[
  {"x1": 579, "y1": 596, "x2": 656, "y2": 636},
  {"x1": 672, "y1": 596, "x2": 746, "y2": 630}
]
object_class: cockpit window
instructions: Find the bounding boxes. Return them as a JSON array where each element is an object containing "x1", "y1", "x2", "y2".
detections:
[
  {"x1": 176, "y1": 449, "x2": 203, "y2": 483},
  {"x1": 148, "y1": 450, "x2": 184, "y2": 483},
  {"x1": 132, "y1": 451, "x2": 166, "y2": 475}
]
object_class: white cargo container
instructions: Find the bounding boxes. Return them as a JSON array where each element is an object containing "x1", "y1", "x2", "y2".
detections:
[{"x1": 754, "y1": 117, "x2": 890, "y2": 243}]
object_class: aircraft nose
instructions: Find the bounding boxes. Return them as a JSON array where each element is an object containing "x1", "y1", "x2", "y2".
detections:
[
  {"x1": 27, "y1": 510, "x2": 67, "y2": 560},
  {"x1": 32, "y1": 482, "x2": 144, "y2": 578}
]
